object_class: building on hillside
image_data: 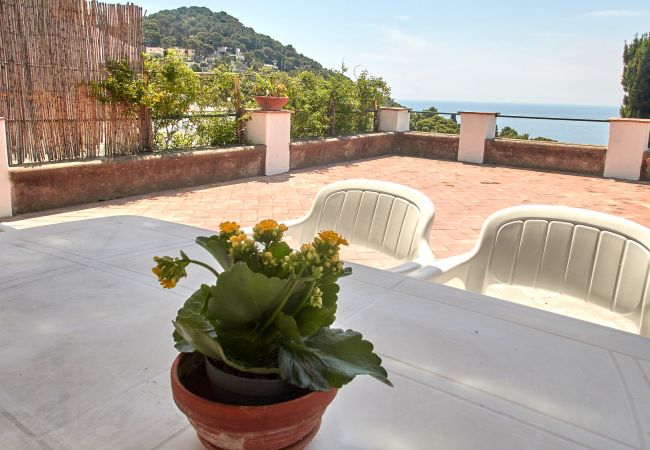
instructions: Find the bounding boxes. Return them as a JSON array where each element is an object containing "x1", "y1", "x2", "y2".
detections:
[{"x1": 145, "y1": 47, "x2": 195, "y2": 60}]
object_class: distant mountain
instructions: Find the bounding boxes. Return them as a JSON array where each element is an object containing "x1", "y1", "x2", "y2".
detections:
[{"x1": 143, "y1": 7, "x2": 325, "y2": 72}]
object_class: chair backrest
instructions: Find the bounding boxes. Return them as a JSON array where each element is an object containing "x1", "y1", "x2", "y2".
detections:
[
  {"x1": 464, "y1": 205, "x2": 650, "y2": 335},
  {"x1": 291, "y1": 179, "x2": 435, "y2": 261}
]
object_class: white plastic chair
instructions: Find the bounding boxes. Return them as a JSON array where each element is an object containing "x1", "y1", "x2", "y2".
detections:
[
  {"x1": 277, "y1": 179, "x2": 435, "y2": 273},
  {"x1": 414, "y1": 205, "x2": 650, "y2": 336}
]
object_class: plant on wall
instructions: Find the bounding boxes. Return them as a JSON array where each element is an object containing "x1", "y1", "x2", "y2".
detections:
[
  {"x1": 144, "y1": 51, "x2": 202, "y2": 148},
  {"x1": 91, "y1": 54, "x2": 396, "y2": 150},
  {"x1": 89, "y1": 59, "x2": 145, "y2": 113}
]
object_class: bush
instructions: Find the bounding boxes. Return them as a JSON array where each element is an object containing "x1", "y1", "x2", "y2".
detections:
[
  {"x1": 195, "y1": 117, "x2": 238, "y2": 146},
  {"x1": 497, "y1": 126, "x2": 555, "y2": 142},
  {"x1": 91, "y1": 55, "x2": 395, "y2": 149},
  {"x1": 411, "y1": 107, "x2": 460, "y2": 134}
]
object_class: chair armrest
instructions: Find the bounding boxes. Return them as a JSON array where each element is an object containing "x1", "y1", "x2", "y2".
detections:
[
  {"x1": 409, "y1": 251, "x2": 476, "y2": 284},
  {"x1": 388, "y1": 261, "x2": 424, "y2": 274},
  {"x1": 387, "y1": 240, "x2": 435, "y2": 275}
]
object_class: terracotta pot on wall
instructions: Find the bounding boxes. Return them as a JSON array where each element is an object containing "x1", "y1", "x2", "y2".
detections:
[
  {"x1": 254, "y1": 96, "x2": 289, "y2": 111},
  {"x1": 171, "y1": 353, "x2": 338, "y2": 450}
]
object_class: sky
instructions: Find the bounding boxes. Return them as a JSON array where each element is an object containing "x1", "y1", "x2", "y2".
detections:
[{"x1": 134, "y1": 0, "x2": 650, "y2": 106}]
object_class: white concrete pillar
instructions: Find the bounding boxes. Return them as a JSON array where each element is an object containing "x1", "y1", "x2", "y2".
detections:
[
  {"x1": 244, "y1": 110, "x2": 292, "y2": 176},
  {"x1": 0, "y1": 118, "x2": 12, "y2": 218},
  {"x1": 458, "y1": 112, "x2": 498, "y2": 164},
  {"x1": 378, "y1": 107, "x2": 410, "y2": 132},
  {"x1": 604, "y1": 118, "x2": 650, "y2": 180}
]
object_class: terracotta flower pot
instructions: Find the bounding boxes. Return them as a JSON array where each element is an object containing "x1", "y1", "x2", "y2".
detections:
[
  {"x1": 254, "y1": 96, "x2": 289, "y2": 111},
  {"x1": 171, "y1": 353, "x2": 338, "y2": 450}
]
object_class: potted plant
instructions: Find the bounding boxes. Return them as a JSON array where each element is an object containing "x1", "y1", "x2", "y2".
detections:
[
  {"x1": 253, "y1": 72, "x2": 289, "y2": 111},
  {"x1": 153, "y1": 219, "x2": 391, "y2": 450}
]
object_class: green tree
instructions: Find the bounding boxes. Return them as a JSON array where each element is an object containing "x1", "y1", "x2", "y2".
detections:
[
  {"x1": 160, "y1": 36, "x2": 177, "y2": 48},
  {"x1": 89, "y1": 59, "x2": 144, "y2": 113},
  {"x1": 621, "y1": 33, "x2": 650, "y2": 118},
  {"x1": 144, "y1": 51, "x2": 201, "y2": 148},
  {"x1": 286, "y1": 71, "x2": 330, "y2": 138},
  {"x1": 325, "y1": 65, "x2": 359, "y2": 135},
  {"x1": 355, "y1": 70, "x2": 391, "y2": 132},
  {"x1": 496, "y1": 126, "x2": 555, "y2": 142},
  {"x1": 410, "y1": 106, "x2": 460, "y2": 134},
  {"x1": 498, "y1": 126, "x2": 529, "y2": 139},
  {"x1": 414, "y1": 116, "x2": 460, "y2": 134},
  {"x1": 90, "y1": 55, "x2": 398, "y2": 149},
  {"x1": 201, "y1": 65, "x2": 255, "y2": 143}
]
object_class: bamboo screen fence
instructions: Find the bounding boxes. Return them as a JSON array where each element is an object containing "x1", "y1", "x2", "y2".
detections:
[{"x1": 0, "y1": 0, "x2": 149, "y2": 165}]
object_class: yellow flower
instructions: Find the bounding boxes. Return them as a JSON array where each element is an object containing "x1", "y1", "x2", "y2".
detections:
[
  {"x1": 229, "y1": 233, "x2": 248, "y2": 245},
  {"x1": 159, "y1": 278, "x2": 177, "y2": 289},
  {"x1": 256, "y1": 219, "x2": 286, "y2": 231},
  {"x1": 152, "y1": 255, "x2": 188, "y2": 289},
  {"x1": 318, "y1": 230, "x2": 349, "y2": 246},
  {"x1": 219, "y1": 221, "x2": 240, "y2": 234}
]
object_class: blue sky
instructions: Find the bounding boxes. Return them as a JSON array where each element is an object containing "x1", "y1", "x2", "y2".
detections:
[{"x1": 135, "y1": 1, "x2": 650, "y2": 106}]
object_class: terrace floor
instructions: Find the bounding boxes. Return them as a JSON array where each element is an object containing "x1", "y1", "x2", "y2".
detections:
[{"x1": 3, "y1": 155, "x2": 650, "y2": 268}]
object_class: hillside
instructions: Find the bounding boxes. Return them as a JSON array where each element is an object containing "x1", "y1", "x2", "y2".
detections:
[{"x1": 143, "y1": 7, "x2": 324, "y2": 72}]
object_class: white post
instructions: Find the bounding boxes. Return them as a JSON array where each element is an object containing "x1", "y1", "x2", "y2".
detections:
[
  {"x1": 0, "y1": 118, "x2": 12, "y2": 218},
  {"x1": 244, "y1": 110, "x2": 292, "y2": 176},
  {"x1": 458, "y1": 112, "x2": 498, "y2": 164},
  {"x1": 378, "y1": 107, "x2": 410, "y2": 132},
  {"x1": 604, "y1": 118, "x2": 650, "y2": 180}
]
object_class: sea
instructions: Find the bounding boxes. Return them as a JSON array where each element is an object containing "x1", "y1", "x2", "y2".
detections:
[{"x1": 397, "y1": 100, "x2": 620, "y2": 146}]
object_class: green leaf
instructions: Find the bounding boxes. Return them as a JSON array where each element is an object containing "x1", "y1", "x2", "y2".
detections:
[
  {"x1": 173, "y1": 330, "x2": 195, "y2": 353},
  {"x1": 320, "y1": 283, "x2": 339, "y2": 310},
  {"x1": 196, "y1": 235, "x2": 233, "y2": 270},
  {"x1": 173, "y1": 285, "x2": 278, "y2": 374},
  {"x1": 295, "y1": 306, "x2": 335, "y2": 337},
  {"x1": 279, "y1": 328, "x2": 392, "y2": 391},
  {"x1": 294, "y1": 282, "x2": 338, "y2": 336},
  {"x1": 212, "y1": 326, "x2": 280, "y2": 371},
  {"x1": 172, "y1": 285, "x2": 229, "y2": 361},
  {"x1": 275, "y1": 312, "x2": 302, "y2": 341},
  {"x1": 268, "y1": 241, "x2": 292, "y2": 259},
  {"x1": 208, "y1": 262, "x2": 289, "y2": 327}
]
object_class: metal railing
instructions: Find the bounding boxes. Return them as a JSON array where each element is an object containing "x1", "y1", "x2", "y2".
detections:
[
  {"x1": 407, "y1": 109, "x2": 612, "y2": 144},
  {"x1": 495, "y1": 113, "x2": 609, "y2": 123}
]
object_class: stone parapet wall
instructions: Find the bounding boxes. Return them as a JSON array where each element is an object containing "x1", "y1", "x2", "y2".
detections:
[
  {"x1": 290, "y1": 133, "x2": 397, "y2": 170},
  {"x1": 8, "y1": 132, "x2": 641, "y2": 216},
  {"x1": 10, "y1": 146, "x2": 265, "y2": 214},
  {"x1": 484, "y1": 138, "x2": 606, "y2": 176},
  {"x1": 396, "y1": 132, "x2": 458, "y2": 160}
]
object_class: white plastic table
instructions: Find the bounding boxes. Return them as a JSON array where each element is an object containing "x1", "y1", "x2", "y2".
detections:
[{"x1": 1, "y1": 216, "x2": 649, "y2": 450}]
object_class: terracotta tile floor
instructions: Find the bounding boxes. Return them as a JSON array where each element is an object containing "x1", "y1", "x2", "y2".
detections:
[{"x1": 3, "y1": 156, "x2": 650, "y2": 268}]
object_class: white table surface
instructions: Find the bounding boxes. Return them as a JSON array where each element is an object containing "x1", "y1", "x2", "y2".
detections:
[{"x1": 1, "y1": 216, "x2": 649, "y2": 450}]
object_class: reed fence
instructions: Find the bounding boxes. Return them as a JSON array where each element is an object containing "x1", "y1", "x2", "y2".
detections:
[{"x1": 0, "y1": 0, "x2": 149, "y2": 165}]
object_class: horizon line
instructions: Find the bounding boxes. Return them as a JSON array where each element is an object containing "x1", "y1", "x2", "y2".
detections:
[{"x1": 396, "y1": 99, "x2": 620, "y2": 108}]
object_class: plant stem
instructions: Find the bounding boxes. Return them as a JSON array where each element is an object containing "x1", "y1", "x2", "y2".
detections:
[
  {"x1": 259, "y1": 270, "x2": 303, "y2": 333},
  {"x1": 187, "y1": 259, "x2": 220, "y2": 279},
  {"x1": 289, "y1": 280, "x2": 316, "y2": 316}
]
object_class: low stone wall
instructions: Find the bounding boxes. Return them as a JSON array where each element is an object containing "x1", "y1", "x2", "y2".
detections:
[
  {"x1": 641, "y1": 151, "x2": 650, "y2": 181},
  {"x1": 396, "y1": 132, "x2": 458, "y2": 160},
  {"x1": 290, "y1": 133, "x2": 397, "y2": 170},
  {"x1": 484, "y1": 138, "x2": 606, "y2": 176},
  {"x1": 10, "y1": 146, "x2": 265, "y2": 214},
  {"x1": 8, "y1": 132, "x2": 639, "y2": 216}
]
